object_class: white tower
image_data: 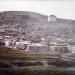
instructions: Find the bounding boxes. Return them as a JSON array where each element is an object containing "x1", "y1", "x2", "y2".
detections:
[{"x1": 48, "y1": 15, "x2": 56, "y2": 22}]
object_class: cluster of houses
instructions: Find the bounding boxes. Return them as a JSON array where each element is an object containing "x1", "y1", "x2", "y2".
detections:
[{"x1": 0, "y1": 35, "x2": 75, "y2": 54}]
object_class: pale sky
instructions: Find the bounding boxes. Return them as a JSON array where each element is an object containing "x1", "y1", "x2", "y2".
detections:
[{"x1": 0, "y1": 0, "x2": 75, "y2": 20}]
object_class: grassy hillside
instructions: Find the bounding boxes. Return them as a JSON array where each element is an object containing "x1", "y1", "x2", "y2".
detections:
[{"x1": 0, "y1": 46, "x2": 75, "y2": 75}]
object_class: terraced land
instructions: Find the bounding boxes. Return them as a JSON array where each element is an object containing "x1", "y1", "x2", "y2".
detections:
[{"x1": 0, "y1": 46, "x2": 75, "y2": 75}]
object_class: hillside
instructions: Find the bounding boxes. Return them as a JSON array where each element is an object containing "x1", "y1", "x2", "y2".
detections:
[
  {"x1": 1, "y1": 46, "x2": 75, "y2": 75},
  {"x1": 1, "y1": 11, "x2": 75, "y2": 75},
  {"x1": 0, "y1": 11, "x2": 75, "y2": 40}
]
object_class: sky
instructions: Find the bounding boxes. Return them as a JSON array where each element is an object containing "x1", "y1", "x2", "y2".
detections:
[{"x1": 0, "y1": 0, "x2": 75, "y2": 20}]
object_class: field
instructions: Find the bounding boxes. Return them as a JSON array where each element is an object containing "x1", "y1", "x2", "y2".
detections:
[{"x1": 0, "y1": 46, "x2": 75, "y2": 75}]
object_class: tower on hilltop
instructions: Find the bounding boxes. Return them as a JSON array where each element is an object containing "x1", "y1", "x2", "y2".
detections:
[{"x1": 48, "y1": 15, "x2": 57, "y2": 22}]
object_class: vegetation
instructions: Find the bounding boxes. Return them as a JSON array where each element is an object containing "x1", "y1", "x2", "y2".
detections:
[{"x1": 0, "y1": 46, "x2": 75, "y2": 75}]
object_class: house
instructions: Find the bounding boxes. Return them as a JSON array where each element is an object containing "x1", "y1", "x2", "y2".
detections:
[
  {"x1": 71, "y1": 46, "x2": 75, "y2": 53},
  {"x1": 5, "y1": 35, "x2": 12, "y2": 39},
  {"x1": 69, "y1": 44, "x2": 75, "y2": 53},
  {"x1": 50, "y1": 42, "x2": 71, "y2": 53},
  {"x1": 4, "y1": 35, "x2": 17, "y2": 47},
  {"x1": 0, "y1": 36, "x2": 5, "y2": 46},
  {"x1": 14, "y1": 41, "x2": 31, "y2": 50},
  {"x1": 54, "y1": 44, "x2": 70, "y2": 53},
  {"x1": 4, "y1": 40, "x2": 12, "y2": 47},
  {"x1": 68, "y1": 42, "x2": 75, "y2": 53},
  {"x1": 26, "y1": 43, "x2": 49, "y2": 53}
]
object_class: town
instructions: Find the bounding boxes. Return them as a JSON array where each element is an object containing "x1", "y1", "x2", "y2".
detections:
[
  {"x1": 0, "y1": 34, "x2": 75, "y2": 54},
  {"x1": 0, "y1": 12, "x2": 75, "y2": 54}
]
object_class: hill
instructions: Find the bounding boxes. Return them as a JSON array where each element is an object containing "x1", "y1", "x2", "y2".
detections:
[{"x1": 0, "y1": 11, "x2": 75, "y2": 40}]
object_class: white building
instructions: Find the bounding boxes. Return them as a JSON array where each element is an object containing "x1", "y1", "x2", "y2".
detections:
[
  {"x1": 5, "y1": 40, "x2": 12, "y2": 47},
  {"x1": 0, "y1": 36, "x2": 5, "y2": 46},
  {"x1": 14, "y1": 41, "x2": 31, "y2": 50},
  {"x1": 48, "y1": 15, "x2": 57, "y2": 22},
  {"x1": 70, "y1": 45, "x2": 75, "y2": 53},
  {"x1": 4, "y1": 35, "x2": 17, "y2": 47}
]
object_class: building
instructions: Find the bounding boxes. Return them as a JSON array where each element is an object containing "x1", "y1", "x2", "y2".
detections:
[
  {"x1": 5, "y1": 40, "x2": 12, "y2": 47},
  {"x1": 48, "y1": 15, "x2": 57, "y2": 22},
  {"x1": 54, "y1": 44, "x2": 70, "y2": 53},
  {"x1": 68, "y1": 42, "x2": 75, "y2": 53},
  {"x1": 4, "y1": 35, "x2": 17, "y2": 47},
  {"x1": 50, "y1": 42, "x2": 71, "y2": 53},
  {"x1": 0, "y1": 36, "x2": 5, "y2": 46},
  {"x1": 26, "y1": 43, "x2": 49, "y2": 53},
  {"x1": 69, "y1": 44, "x2": 75, "y2": 53},
  {"x1": 14, "y1": 41, "x2": 31, "y2": 50}
]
